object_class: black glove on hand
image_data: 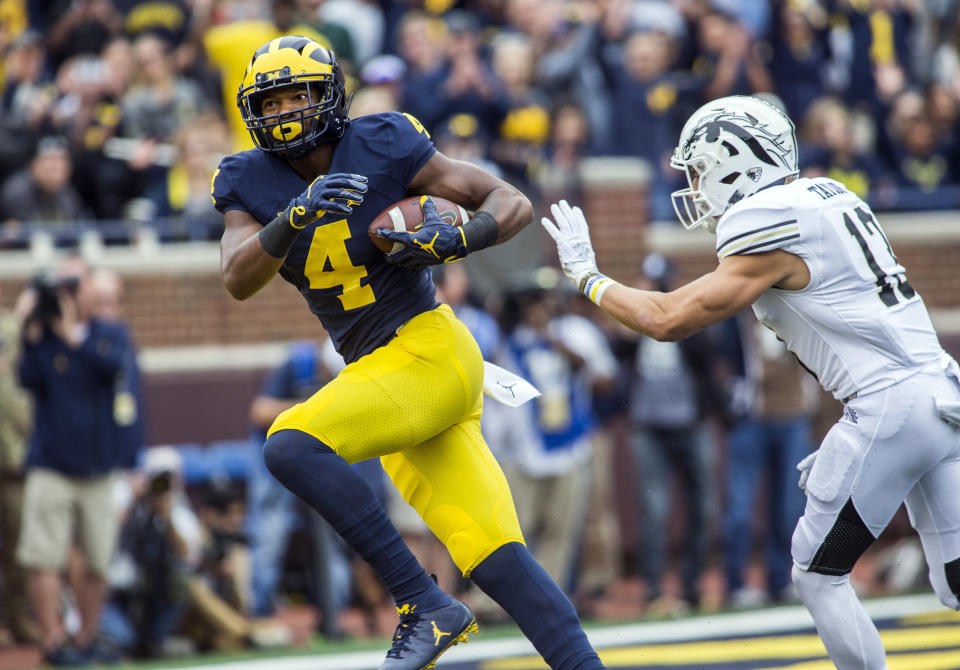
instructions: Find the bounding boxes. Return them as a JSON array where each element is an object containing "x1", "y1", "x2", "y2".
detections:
[
  {"x1": 281, "y1": 173, "x2": 368, "y2": 229},
  {"x1": 259, "y1": 173, "x2": 368, "y2": 258},
  {"x1": 377, "y1": 197, "x2": 467, "y2": 269}
]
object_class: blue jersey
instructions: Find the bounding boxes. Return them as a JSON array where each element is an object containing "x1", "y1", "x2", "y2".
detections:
[
  {"x1": 212, "y1": 112, "x2": 440, "y2": 363},
  {"x1": 505, "y1": 326, "x2": 595, "y2": 452}
]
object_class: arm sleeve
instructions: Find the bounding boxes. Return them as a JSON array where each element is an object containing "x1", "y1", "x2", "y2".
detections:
[
  {"x1": 75, "y1": 322, "x2": 130, "y2": 378},
  {"x1": 211, "y1": 155, "x2": 248, "y2": 215},
  {"x1": 386, "y1": 112, "x2": 437, "y2": 188},
  {"x1": 715, "y1": 206, "x2": 803, "y2": 260},
  {"x1": 17, "y1": 342, "x2": 45, "y2": 392}
]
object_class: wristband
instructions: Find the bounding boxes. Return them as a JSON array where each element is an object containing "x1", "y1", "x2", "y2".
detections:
[
  {"x1": 580, "y1": 272, "x2": 615, "y2": 305},
  {"x1": 258, "y1": 212, "x2": 305, "y2": 259},
  {"x1": 460, "y1": 211, "x2": 499, "y2": 252}
]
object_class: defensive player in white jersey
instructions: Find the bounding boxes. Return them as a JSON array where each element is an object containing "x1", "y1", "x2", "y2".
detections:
[{"x1": 542, "y1": 95, "x2": 960, "y2": 670}]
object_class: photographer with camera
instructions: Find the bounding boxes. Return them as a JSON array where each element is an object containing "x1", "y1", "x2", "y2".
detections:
[
  {"x1": 15, "y1": 255, "x2": 138, "y2": 666},
  {"x1": 101, "y1": 446, "x2": 202, "y2": 659}
]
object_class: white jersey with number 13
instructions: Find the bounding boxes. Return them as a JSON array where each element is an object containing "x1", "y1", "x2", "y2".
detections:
[{"x1": 714, "y1": 177, "x2": 945, "y2": 401}]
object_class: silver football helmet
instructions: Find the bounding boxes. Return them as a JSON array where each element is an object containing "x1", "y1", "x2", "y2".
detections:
[{"x1": 670, "y1": 95, "x2": 798, "y2": 232}]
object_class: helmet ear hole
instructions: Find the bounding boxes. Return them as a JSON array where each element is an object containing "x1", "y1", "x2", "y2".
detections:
[{"x1": 720, "y1": 172, "x2": 740, "y2": 184}]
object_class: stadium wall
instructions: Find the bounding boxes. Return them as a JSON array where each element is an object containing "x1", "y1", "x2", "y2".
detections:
[{"x1": 1, "y1": 164, "x2": 958, "y2": 445}]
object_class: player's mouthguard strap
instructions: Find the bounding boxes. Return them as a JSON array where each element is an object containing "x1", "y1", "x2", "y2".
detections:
[
  {"x1": 461, "y1": 211, "x2": 498, "y2": 252},
  {"x1": 259, "y1": 212, "x2": 305, "y2": 258}
]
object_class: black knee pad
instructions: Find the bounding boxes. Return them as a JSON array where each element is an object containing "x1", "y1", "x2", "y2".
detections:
[
  {"x1": 809, "y1": 498, "x2": 875, "y2": 576},
  {"x1": 946, "y1": 557, "x2": 960, "y2": 601}
]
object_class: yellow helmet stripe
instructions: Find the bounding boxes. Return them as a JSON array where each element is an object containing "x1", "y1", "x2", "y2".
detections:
[
  {"x1": 302, "y1": 41, "x2": 323, "y2": 59},
  {"x1": 245, "y1": 51, "x2": 333, "y2": 83}
]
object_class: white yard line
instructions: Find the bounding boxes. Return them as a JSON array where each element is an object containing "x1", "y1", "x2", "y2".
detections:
[{"x1": 160, "y1": 593, "x2": 942, "y2": 670}]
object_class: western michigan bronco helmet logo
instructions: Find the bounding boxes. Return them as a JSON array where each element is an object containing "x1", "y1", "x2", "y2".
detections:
[
  {"x1": 671, "y1": 95, "x2": 798, "y2": 232},
  {"x1": 237, "y1": 36, "x2": 350, "y2": 159}
]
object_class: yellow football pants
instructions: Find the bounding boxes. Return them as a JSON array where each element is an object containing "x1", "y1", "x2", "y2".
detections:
[{"x1": 268, "y1": 304, "x2": 524, "y2": 574}]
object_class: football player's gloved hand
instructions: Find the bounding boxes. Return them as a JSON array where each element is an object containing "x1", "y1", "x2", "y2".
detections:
[
  {"x1": 541, "y1": 200, "x2": 597, "y2": 288},
  {"x1": 797, "y1": 450, "x2": 818, "y2": 492},
  {"x1": 282, "y1": 173, "x2": 368, "y2": 229},
  {"x1": 379, "y1": 196, "x2": 467, "y2": 269},
  {"x1": 541, "y1": 200, "x2": 614, "y2": 304}
]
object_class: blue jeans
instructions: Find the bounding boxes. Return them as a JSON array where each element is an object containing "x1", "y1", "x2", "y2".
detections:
[
  {"x1": 100, "y1": 590, "x2": 188, "y2": 655},
  {"x1": 247, "y1": 438, "x2": 298, "y2": 616},
  {"x1": 246, "y1": 438, "x2": 388, "y2": 617},
  {"x1": 722, "y1": 415, "x2": 811, "y2": 598},
  {"x1": 630, "y1": 424, "x2": 715, "y2": 604}
]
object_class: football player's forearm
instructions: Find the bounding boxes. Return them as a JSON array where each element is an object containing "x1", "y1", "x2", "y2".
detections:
[
  {"x1": 598, "y1": 269, "x2": 758, "y2": 341},
  {"x1": 477, "y1": 186, "x2": 533, "y2": 244},
  {"x1": 596, "y1": 283, "x2": 683, "y2": 342},
  {"x1": 221, "y1": 234, "x2": 285, "y2": 300}
]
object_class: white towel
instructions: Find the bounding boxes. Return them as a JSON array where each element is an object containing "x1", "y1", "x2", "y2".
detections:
[{"x1": 482, "y1": 361, "x2": 541, "y2": 407}]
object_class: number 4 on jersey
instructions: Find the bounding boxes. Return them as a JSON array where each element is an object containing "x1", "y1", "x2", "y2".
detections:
[
  {"x1": 304, "y1": 219, "x2": 376, "y2": 310},
  {"x1": 843, "y1": 206, "x2": 916, "y2": 308}
]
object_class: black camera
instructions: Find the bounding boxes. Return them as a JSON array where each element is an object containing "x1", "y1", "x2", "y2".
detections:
[
  {"x1": 28, "y1": 274, "x2": 79, "y2": 324},
  {"x1": 148, "y1": 471, "x2": 173, "y2": 496}
]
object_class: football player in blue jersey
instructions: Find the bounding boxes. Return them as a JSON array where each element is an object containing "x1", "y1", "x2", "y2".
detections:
[{"x1": 211, "y1": 36, "x2": 605, "y2": 670}]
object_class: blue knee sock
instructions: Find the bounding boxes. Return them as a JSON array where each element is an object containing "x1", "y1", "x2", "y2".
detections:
[
  {"x1": 471, "y1": 543, "x2": 604, "y2": 669},
  {"x1": 263, "y1": 429, "x2": 450, "y2": 611}
]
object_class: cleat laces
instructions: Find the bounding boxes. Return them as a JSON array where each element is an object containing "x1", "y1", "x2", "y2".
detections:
[{"x1": 385, "y1": 605, "x2": 423, "y2": 658}]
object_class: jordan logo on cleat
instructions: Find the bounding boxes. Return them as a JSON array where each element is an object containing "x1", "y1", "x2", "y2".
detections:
[{"x1": 431, "y1": 621, "x2": 450, "y2": 646}]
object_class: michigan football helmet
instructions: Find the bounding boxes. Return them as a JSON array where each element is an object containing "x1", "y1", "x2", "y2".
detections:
[
  {"x1": 670, "y1": 95, "x2": 798, "y2": 232},
  {"x1": 238, "y1": 36, "x2": 349, "y2": 159}
]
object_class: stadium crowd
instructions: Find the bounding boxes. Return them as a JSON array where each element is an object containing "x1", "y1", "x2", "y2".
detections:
[
  {"x1": 0, "y1": 0, "x2": 958, "y2": 665},
  {"x1": 0, "y1": 0, "x2": 957, "y2": 247},
  {"x1": 0, "y1": 251, "x2": 928, "y2": 665}
]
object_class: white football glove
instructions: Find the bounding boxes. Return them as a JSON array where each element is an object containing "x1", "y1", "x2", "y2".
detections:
[
  {"x1": 540, "y1": 200, "x2": 599, "y2": 291},
  {"x1": 797, "y1": 450, "x2": 818, "y2": 492}
]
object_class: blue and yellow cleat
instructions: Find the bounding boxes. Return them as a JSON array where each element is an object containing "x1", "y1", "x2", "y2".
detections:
[{"x1": 379, "y1": 599, "x2": 479, "y2": 670}]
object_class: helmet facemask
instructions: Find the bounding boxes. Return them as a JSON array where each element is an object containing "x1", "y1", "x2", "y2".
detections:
[
  {"x1": 237, "y1": 38, "x2": 350, "y2": 159},
  {"x1": 240, "y1": 77, "x2": 344, "y2": 158},
  {"x1": 670, "y1": 151, "x2": 725, "y2": 233}
]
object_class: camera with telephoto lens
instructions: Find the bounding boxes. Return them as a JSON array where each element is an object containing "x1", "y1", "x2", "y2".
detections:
[
  {"x1": 148, "y1": 471, "x2": 173, "y2": 496},
  {"x1": 28, "y1": 274, "x2": 79, "y2": 326}
]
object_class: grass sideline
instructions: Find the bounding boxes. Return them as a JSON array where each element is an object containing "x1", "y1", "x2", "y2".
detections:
[{"x1": 94, "y1": 592, "x2": 949, "y2": 670}]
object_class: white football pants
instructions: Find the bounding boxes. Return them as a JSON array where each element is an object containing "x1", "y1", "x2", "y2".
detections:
[{"x1": 792, "y1": 365, "x2": 960, "y2": 670}]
